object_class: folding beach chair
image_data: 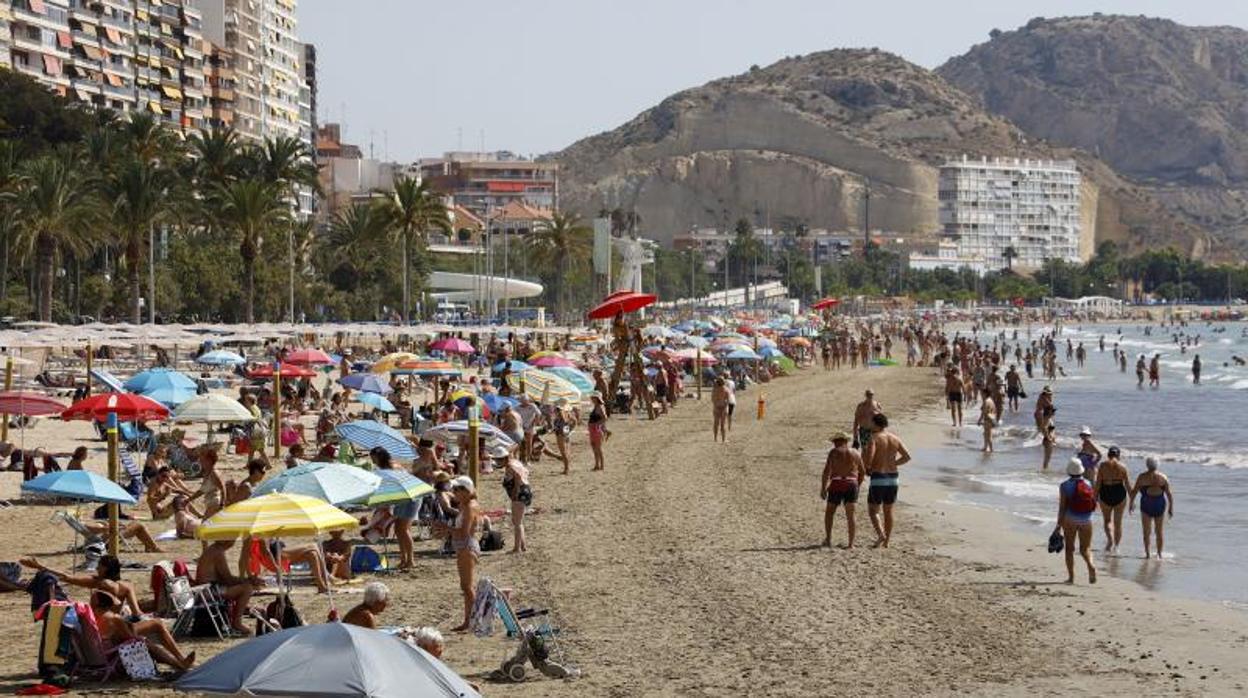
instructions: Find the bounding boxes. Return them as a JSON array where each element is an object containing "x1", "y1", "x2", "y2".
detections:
[
  {"x1": 118, "y1": 422, "x2": 154, "y2": 454},
  {"x1": 168, "y1": 576, "x2": 231, "y2": 640}
]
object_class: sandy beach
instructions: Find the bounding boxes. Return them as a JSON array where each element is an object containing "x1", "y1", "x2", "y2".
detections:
[{"x1": 0, "y1": 363, "x2": 1244, "y2": 696}]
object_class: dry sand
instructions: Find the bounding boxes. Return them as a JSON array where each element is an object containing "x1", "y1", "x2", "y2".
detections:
[{"x1": 0, "y1": 365, "x2": 1244, "y2": 696}]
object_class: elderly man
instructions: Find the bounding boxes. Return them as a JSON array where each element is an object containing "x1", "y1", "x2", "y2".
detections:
[{"x1": 342, "y1": 581, "x2": 388, "y2": 629}]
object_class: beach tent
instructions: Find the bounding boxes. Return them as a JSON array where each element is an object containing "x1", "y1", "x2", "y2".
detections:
[{"x1": 175, "y1": 623, "x2": 480, "y2": 697}]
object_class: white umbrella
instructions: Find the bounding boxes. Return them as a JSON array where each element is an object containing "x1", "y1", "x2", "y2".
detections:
[{"x1": 173, "y1": 394, "x2": 256, "y2": 423}]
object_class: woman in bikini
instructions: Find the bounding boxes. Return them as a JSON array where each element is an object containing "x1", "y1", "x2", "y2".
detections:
[
  {"x1": 551, "y1": 398, "x2": 573, "y2": 475},
  {"x1": 1130, "y1": 457, "x2": 1174, "y2": 559},
  {"x1": 587, "y1": 392, "x2": 608, "y2": 471},
  {"x1": 1094, "y1": 446, "x2": 1130, "y2": 553},
  {"x1": 436, "y1": 476, "x2": 480, "y2": 631}
]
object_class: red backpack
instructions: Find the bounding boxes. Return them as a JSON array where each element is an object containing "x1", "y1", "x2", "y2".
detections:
[{"x1": 1069, "y1": 479, "x2": 1097, "y2": 514}]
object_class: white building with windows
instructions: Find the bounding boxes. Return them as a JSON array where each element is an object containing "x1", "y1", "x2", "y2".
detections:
[
  {"x1": 938, "y1": 156, "x2": 1082, "y2": 271},
  {"x1": 908, "y1": 241, "x2": 988, "y2": 277}
]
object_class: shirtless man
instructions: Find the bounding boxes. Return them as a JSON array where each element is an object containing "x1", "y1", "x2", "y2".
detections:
[
  {"x1": 1034, "y1": 386, "x2": 1054, "y2": 435},
  {"x1": 1005, "y1": 365, "x2": 1023, "y2": 412},
  {"x1": 944, "y1": 366, "x2": 964, "y2": 427},
  {"x1": 342, "y1": 581, "x2": 389, "y2": 629},
  {"x1": 861, "y1": 413, "x2": 911, "y2": 548},
  {"x1": 852, "y1": 389, "x2": 882, "y2": 450},
  {"x1": 821, "y1": 431, "x2": 866, "y2": 548},
  {"x1": 194, "y1": 540, "x2": 263, "y2": 634}
]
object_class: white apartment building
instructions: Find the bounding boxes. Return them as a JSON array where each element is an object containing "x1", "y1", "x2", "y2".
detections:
[
  {"x1": 938, "y1": 156, "x2": 1082, "y2": 271},
  {"x1": 907, "y1": 241, "x2": 988, "y2": 277}
]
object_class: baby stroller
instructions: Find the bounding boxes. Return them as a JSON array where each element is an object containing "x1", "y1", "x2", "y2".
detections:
[{"x1": 472, "y1": 578, "x2": 578, "y2": 682}]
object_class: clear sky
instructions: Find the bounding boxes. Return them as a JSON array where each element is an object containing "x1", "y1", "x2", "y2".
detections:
[{"x1": 299, "y1": 0, "x2": 1248, "y2": 162}]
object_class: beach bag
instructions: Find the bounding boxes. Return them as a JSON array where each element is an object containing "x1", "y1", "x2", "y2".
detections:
[
  {"x1": 350, "y1": 546, "x2": 385, "y2": 574},
  {"x1": 257, "y1": 596, "x2": 304, "y2": 636},
  {"x1": 150, "y1": 560, "x2": 191, "y2": 616},
  {"x1": 116, "y1": 639, "x2": 158, "y2": 680},
  {"x1": 480, "y1": 525, "x2": 505, "y2": 552},
  {"x1": 1070, "y1": 479, "x2": 1097, "y2": 514}
]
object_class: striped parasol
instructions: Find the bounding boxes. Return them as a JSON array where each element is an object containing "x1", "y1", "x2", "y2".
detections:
[
  {"x1": 0, "y1": 391, "x2": 67, "y2": 417},
  {"x1": 371, "y1": 352, "x2": 422, "y2": 374},
  {"x1": 365, "y1": 469, "x2": 434, "y2": 506},
  {"x1": 196, "y1": 493, "x2": 359, "y2": 540},
  {"x1": 172, "y1": 394, "x2": 255, "y2": 423},
  {"x1": 542, "y1": 366, "x2": 595, "y2": 395},
  {"x1": 335, "y1": 420, "x2": 416, "y2": 460},
  {"x1": 506, "y1": 369, "x2": 582, "y2": 404},
  {"x1": 391, "y1": 360, "x2": 461, "y2": 377},
  {"x1": 423, "y1": 420, "x2": 516, "y2": 449},
  {"x1": 253, "y1": 462, "x2": 381, "y2": 506}
]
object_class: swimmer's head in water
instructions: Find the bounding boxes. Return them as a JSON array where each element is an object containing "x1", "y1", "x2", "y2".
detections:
[{"x1": 1145, "y1": 457, "x2": 1159, "y2": 471}]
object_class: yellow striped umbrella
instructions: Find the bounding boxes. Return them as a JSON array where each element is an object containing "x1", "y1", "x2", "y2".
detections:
[
  {"x1": 370, "y1": 352, "x2": 422, "y2": 374},
  {"x1": 507, "y1": 369, "x2": 583, "y2": 404},
  {"x1": 197, "y1": 493, "x2": 359, "y2": 540}
]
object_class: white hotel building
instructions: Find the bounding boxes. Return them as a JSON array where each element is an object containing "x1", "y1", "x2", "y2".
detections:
[{"x1": 937, "y1": 156, "x2": 1082, "y2": 271}]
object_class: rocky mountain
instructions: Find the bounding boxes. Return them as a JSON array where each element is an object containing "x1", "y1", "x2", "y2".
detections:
[
  {"x1": 938, "y1": 14, "x2": 1248, "y2": 256},
  {"x1": 555, "y1": 48, "x2": 1214, "y2": 258}
]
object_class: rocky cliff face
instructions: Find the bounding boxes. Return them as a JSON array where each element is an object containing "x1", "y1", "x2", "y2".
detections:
[
  {"x1": 556, "y1": 48, "x2": 1210, "y2": 258},
  {"x1": 939, "y1": 15, "x2": 1248, "y2": 256}
]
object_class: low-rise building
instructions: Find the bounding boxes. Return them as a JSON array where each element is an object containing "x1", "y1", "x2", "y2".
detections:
[
  {"x1": 907, "y1": 240, "x2": 989, "y2": 277},
  {"x1": 418, "y1": 151, "x2": 557, "y2": 220}
]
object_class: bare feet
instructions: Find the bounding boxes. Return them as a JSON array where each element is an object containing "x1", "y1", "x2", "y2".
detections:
[
  {"x1": 1089, "y1": 568, "x2": 1097, "y2": 584},
  {"x1": 821, "y1": 539, "x2": 831, "y2": 548},
  {"x1": 871, "y1": 537, "x2": 886, "y2": 549},
  {"x1": 450, "y1": 622, "x2": 470, "y2": 632}
]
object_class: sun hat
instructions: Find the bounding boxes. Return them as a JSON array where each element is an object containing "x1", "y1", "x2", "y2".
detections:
[
  {"x1": 1066, "y1": 458, "x2": 1085, "y2": 477},
  {"x1": 1078, "y1": 426, "x2": 1092, "y2": 437},
  {"x1": 487, "y1": 444, "x2": 511, "y2": 459},
  {"x1": 450, "y1": 476, "x2": 475, "y2": 493},
  {"x1": 1042, "y1": 385, "x2": 1052, "y2": 393},
  {"x1": 829, "y1": 430, "x2": 851, "y2": 443}
]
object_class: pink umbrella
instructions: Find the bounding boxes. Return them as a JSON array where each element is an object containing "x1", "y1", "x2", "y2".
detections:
[
  {"x1": 284, "y1": 348, "x2": 334, "y2": 365},
  {"x1": 529, "y1": 355, "x2": 575, "y2": 368},
  {"x1": 430, "y1": 337, "x2": 475, "y2": 354},
  {"x1": 0, "y1": 391, "x2": 68, "y2": 417}
]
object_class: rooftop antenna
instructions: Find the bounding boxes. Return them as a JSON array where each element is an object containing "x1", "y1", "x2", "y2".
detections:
[{"x1": 369, "y1": 129, "x2": 375, "y2": 160}]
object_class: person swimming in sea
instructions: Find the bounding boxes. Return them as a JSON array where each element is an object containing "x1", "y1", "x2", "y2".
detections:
[
  {"x1": 1094, "y1": 446, "x2": 1130, "y2": 554},
  {"x1": 1130, "y1": 457, "x2": 1174, "y2": 560}
]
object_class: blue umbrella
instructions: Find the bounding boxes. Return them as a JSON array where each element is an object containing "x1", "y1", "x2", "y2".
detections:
[
  {"x1": 493, "y1": 360, "x2": 532, "y2": 373},
  {"x1": 340, "y1": 373, "x2": 393, "y2": 394},
  {"x1": 726, "y1": 348, "x2": 762, "y2": 361},
  {"x1": 366, "y1": 469, "x2": 434, "y2": 506},
  {"x1": 124, "y1": 368, "x2": 196, "y2": 393},
  {"x1": 22, "y1": 470, "x2": 137, "y2": 505},
  {"x1": 253, "y1": 461, "x2": 381, "y2": 506},
  {"x1": 356, "y1": 392, "x2": 397, "y2": 413},
  {"x1": 758, "y1": 345, "x2": 785, "y2": 359},
  {"x1": 335, "y1": 420, "x2": 416, "y2": 460},
  {"x1": 480, "y1": 393, "x2": 518, "y2": 414},
  {"x1": 196, "y1": 349, "x2": 246, "y2": 366}
]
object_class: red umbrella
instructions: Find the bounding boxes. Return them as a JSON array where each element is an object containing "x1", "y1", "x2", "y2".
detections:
[
  {"x1": 587, "y1": 290, "x2": 657, "y2": 320},
  {"x1": 284, "y1": 348, "x2": 334, "y2": 365},
  {"x1": 430, "y1": 337, "x2": 475, "y2": 354},
  {"x1": 61, "y1": 393, "x2": 170, "y2": 422},
  {"x1": 811, "y1": 297, "x2": 840, "y2": 311},
  {"x1": 0, "y1": 391, "x2": 68, "y2": 417},
  {"x1": 247, "y1": 364, "x2": 316, "y2": 380}
]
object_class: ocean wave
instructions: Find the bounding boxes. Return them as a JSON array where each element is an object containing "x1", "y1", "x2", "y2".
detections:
[
  {"x1": 968, "y1": 474, "x2": 1055, "y2": 500},
  {"x1": 1231, "y1": 379, "x2": 1248, "y2": 390}
]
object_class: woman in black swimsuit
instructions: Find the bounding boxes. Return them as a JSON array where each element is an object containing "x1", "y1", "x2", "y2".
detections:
[{"x1": 1094, "y1": 446, "x2": 1130, "y2": 553}]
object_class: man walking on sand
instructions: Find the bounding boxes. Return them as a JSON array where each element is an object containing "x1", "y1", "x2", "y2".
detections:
[
  {"x1": 821, "y1": 431, "x2": 866, "y2": 548},
  {"x1": 862, "y1": 413, "x2": 911, "y2": 548},
  {"x1": 852, "y1": 389, "x2": 882, "y2": 449}
]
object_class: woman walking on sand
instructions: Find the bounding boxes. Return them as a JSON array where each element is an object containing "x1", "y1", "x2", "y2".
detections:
[
  {"x1": 1130, "y1": 457, "x2": 1174, "y2": 560},
  {"x1": 711, "y1": 377, "x2": 729, "y2": 442},
  {"x1": 1052, "y1": 458, "x2": 1098, "y2": 584}
]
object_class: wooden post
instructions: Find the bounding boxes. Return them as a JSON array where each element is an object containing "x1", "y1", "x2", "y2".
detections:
[
  {"x1": 273, "y1": 362, "x2": 282, "y2": 458},
  {"x1": 695, "y1": 347, "x2": 702, "y2": 400},
  {"x1": 0, "y1": 356, "x2": 12, "y2": 443},
  {"x1": 467, "y1": 399, "x2": 480, "y2": 487},
  {"x1": 106, "y1": 413, "x2": 119, "y2": 556},
  {"x1": 85, "y1": 342, "x2": 93, "y2": 395}
]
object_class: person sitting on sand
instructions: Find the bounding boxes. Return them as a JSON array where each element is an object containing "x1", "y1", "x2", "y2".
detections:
[
  {"x1": 861, "y1": 413, "x2": 911, "y2": 549},
  {"x1": 821, "y1": 430, "x2": 866, "y2": 549},
  {"x1": 146, "y1": 467, "x2": 195, "y2": 519},
  {"x1": 22, "y1": 554, "x2": 147, "y2": 616},
  {"x1": 256, "y1": 541, "x2": 335, "y2": 594},
  {"x1": 195, "y1": 540, "x2": 263, "y2": 635},
  {"x1": 1129, "y1": 457, "x2": 1174, "y2": 560},
  {"x1": 82, "y1": 511, "x2": 163, "y2": 553},
  {"x1": 322, "y1": 529, "x2": 352, "y2": 581},
  {"x1": 342, "y1": 581, "x2": 388, "y2": 629},
  {"x1": 172, "y1": 496, "x2": 202, "y2": 540},
  {"x1": 1052, "y1": 458, "x2": 1097, "y2": 584},
  {"x1": 91, "y1": 590, "x2": 196, "y2": 673}
]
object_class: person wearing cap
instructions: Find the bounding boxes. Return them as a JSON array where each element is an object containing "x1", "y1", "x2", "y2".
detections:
[
  {"x1": 1076, "y1": 427, "x2": 1102, "y2": 483},
  {"x1": 1053, "y1": 457, "x2": 1097, "y2": 584},
  {"x1": 821, "y1": 430, "x2": 866, "y2": 548},
  {"x1": 587, "y1": 391, "x2": 608, "y2": 471},
  {"x1": 852, "y1": 389, "x2": 882, "y2": 449},
  {"x1": 1130, "y1": 457, "x2": 1174, "y2": 559},
  {"x1": 495, "y1": 445, "x2": 531, "y2": 553},
  {"x1": 434, "y1": 476, "x2": 481, "y2": 632},
  {"x1": 1095, "y1": 446, "x2": 1130, "y2": 553},
  {"x1": 861, "y1": 413, "x2": 911, "y2": 548}
]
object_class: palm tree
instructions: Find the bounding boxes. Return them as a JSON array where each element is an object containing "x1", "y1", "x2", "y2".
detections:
[
  {"x1": 1002, "y1": 245, "x2": 1018, "y2": 273},
  {"x1": 104, "y1": 158, "x2": 174, "y2": 323},
  {"x1": 0, "y1": 142, "x2": 25, "y2": 306},
  {"x1": 249, "y1": 135, "x2": 319, "y2": 201},
  {"x1": 322, "y1": 203, "x2": 389, "y2": 315},
  {"x1": 375, "y1": 176, "x2": 450, "y2": 323},
  {"x1": 188, "y1": 127, "x2": 245, "y2": 185},
  {"x1": 121, "y1": 112, "x2": 178, "y2": 165},
  {"x1": 215, "y1": 180, "x2": 288, "y2": 323},
  {"x1": 526, "y1": 213, "x2": 593, "y2": 322},
  {"x1": 14, "y1": 155, "x2": 97, "y2": 321}
]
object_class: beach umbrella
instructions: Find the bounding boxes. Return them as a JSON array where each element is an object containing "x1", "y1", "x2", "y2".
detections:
[
  {"x1": 366, "y1": 469, "x2": 434, "y2": 507},
  {"x1": 195, "y1": 349, "x2": 246, "y2": 366},
  {"x1": 391, "y1": 360, "x2": 461, "y2": 377},
  {"x1": 773, "y1": 356, "x2": 797, "y2": 372},
  {"x1": 0, "y1": 391, "x2": 67, "y2": 417},
  {"x1": 21, "y1": 470, "x2": 137, "y2": 505},
  {"x1": 642, "y1": 324, "x2": 676, "y2": 338},
  {"x1": 174, "y1": 623, "x2": 481, "y2": 698},
  {"x1": 684, "y1": 336, "x2": 709, "y2": 349},
  {"x1": 253, "y1": 462, "x2": 381, "y2": 506},
  {"x1": 335, "y1": 420, "x2": 417, "y2": 460},
  {"x1": 423, "y1": 420, "x2": 516, "y2": 449},
  {"x1": 480, "y1": 393, "x2": 518, "y2": 414},
  {"x1": 506, "y1": 369, "x2": 582, "y2": 404},
  {"x1": 340, "y1": 373, "x2": 393, "y2": 394},
  {"x1": 355, "y1": 392, "x2": 396, "y2": 413},
  {"x1": 88, "y1": 368, "x2": 126, "y2": 393},
  {"x1": 284, "y1": 348, "x2": 334, "y2": 365},
  {"x1": 371, "y1": 352, "x2": 422, "y2": 374},
  {"x1": 124, "y1": 368, "x2": 196, "y2": 394},
  {"x1": 197, "y1": 493, "x2": 358, "y2": 540},
  {"x1": 543, "y1": 366, "x2": 595, "y2": 394},
  {"x1": 172, "y1": 394, "x2": 255, "y2": 423},
  {"x1": 726, "y1": 348, "x2": 761, "y2": 361},
  {"x1": 716, "y1": 332, "x2": 747, "y2": 340},
  {"x1": 525, "y1": 350, "x2": 562, "y2": 360},
  {"x1": 811, "y1": 297, "x2": 840, "y2": 311},
  {"x1": 529, "y1": 354, "x2": 575, "y2": 368},
  {"x1": 247, "y1": 364, "x2": 316, "y2": 380},
  {"x1": 429, "y1": 337, "x2": 475, "y2": 354},
  {"x1": 587, "y1": 289, "x2": 657, "y2": 319},
  {"x1": 758, "y1": 345, "x2": 785, "y2": 359},
  {"x1": 492, "y1": 360, "x2": 532, "y2": 373},
  {"x1": 61, "y1": 392, "x2": 171, "y2": 422}
]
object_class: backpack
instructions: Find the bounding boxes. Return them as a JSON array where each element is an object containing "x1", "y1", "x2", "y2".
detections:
[
  {"x1": 257, "y1": 595, "x2": 304, "y2": 636},
  {"x1": 1069, "y1": 479, "x2": 1097, "y2": 514}
]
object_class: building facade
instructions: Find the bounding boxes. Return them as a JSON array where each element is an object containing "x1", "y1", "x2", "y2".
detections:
[
  {"x1": 0, "y1": 1, "x2": 13, "y2": 68},
  {"x1": 907, "y1": 241, "x2": 988, "y2": 277},
  {"x1": 418, "y1": 152, "x2": 557, "y2": 220},
  {"x1": 938, "y1": 156, "x2": 1082, "y2": 271}
]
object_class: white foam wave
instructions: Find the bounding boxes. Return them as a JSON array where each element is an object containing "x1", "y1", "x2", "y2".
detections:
[{"x1": 968, "y1": 474, "x2": 1054, "y2": 500}]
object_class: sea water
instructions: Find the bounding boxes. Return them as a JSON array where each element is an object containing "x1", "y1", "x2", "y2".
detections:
[{"x1": 912, "y1": 320, "x2": 1248, "y2": 607}]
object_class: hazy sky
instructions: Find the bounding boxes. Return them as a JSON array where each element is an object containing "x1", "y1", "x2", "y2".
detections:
[{"x1": 299, "y1": 1, "x2": 1248, "y2": 161}]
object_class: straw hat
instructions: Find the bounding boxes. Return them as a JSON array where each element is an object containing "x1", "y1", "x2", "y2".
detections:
[
  {"x1": 1042, "y1": 385, "x2": 1052, "y2": 394},
  {"x1": 829, "y1": 430, "x2": 851, "y2": 443},
  {"x1": 1066, "y1": 458, "x2": 1084, "y2": 477}
]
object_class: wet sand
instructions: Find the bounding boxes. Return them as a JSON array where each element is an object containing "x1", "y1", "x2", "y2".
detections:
[{"x1": 0, "y1": 364, "x2": 1243, "y2": 696}]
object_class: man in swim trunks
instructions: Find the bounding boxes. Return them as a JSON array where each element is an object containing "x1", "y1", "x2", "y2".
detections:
[
  {"x1": 861, "y1": 413, "x2": 911, "y2": 549},
  {"x1": 944, "y1": 366, "x2": 964, "y2": 427},
  {"x1": 852, "y1": 389, "x2": 882, "y2": 449},
  {"x1": 821, "y1": 430, "x2": 866, "y2": 549},
  {"x1": 1094, "y1": 446, "x2": 1130, "y2": 553},
  {"x1": 1005, "y1": 365, "x2": 1023, "y2": 413}
]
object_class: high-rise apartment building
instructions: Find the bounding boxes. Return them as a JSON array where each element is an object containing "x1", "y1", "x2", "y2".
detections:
[
  {"x1": 0, "y1": 1, "x2": 13, "y2": 68},
  {"x1": 5, "y1": 0, "x2": 207, "y2": 131},
  {"x1": 203, "y1": 39, "x2": 234, "y2": 129},
  {"x1": 198, "y1": 0, "x2": 305, "y2": 144},
  {"x1": 938, "y1": 156, "x2": 1082, "y2": 271}
]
